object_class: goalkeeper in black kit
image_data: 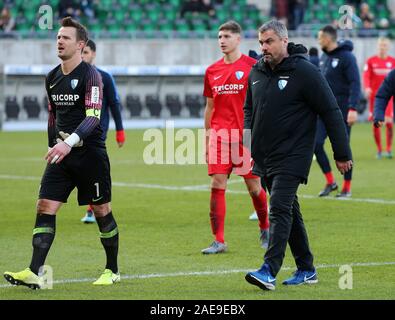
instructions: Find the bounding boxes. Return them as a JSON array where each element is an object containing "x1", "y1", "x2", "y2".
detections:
[{"x1": 3, "y1": 17, "x2": 120, "y2": 289}]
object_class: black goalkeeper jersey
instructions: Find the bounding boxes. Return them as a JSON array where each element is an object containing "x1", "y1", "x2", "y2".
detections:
[{"x1": 45, "y1": 61, "x2": 105, "y2": 148}]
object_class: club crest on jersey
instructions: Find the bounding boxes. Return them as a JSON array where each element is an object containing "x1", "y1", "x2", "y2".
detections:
[
  {"x1": 387, "y1": 62, "x2": 392, "y2": 68},
  {"x1": 278, "y1": 79, "x2": 288, "y2": 90},
  {"x1": 331, "y1": 59, "x2": 339, "y2": 68},
  {"x1": 235, "y1": 71, "x2": 244, "y2": 80},
  {"x1": 71, "y1": 79, "x2": 79, "y2": 89}
]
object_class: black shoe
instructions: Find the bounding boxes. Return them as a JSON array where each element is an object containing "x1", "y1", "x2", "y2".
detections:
[{"x1": 318, "y1": 183, "x2": 338, "y2": 197}]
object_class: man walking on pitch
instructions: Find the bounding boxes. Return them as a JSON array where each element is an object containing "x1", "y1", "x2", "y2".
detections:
[
  {"x1": 315, "y1": 25, "x2": 360, "y2": 198},
  {"x1": 244, "y1": 20, "x2": 352, "y2": 291},
  {"x1": 4, "y1": 17, "x2": 120, "y2": 289},
  {"x1": 80, "y1": 39, "x2": 126, "y2": 223},
  {"x1": 202, "y1": 21, "x2": 269, "y2": 254}
]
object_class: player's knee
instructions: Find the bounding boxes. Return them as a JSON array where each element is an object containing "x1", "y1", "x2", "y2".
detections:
[
  {"x1": 211, "y1": 175, "x2": 227, "y2": 189},
  {"x1": 249, "y1": 189, "x2": 260, "y2": 197},
  {"x1": 92, "y1": 203, "x2": 111, "y2": 217},
  {"x1": 36, "y1": 199, "x2": 59, "y2": 214}
]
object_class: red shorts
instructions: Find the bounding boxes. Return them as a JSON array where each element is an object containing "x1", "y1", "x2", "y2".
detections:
[
  {"x1": 207, "y1": 137, "x2": 258, "y2": 179},
  {"x1": 369, "y1": 97, "x2": 394, "y2": 121}
]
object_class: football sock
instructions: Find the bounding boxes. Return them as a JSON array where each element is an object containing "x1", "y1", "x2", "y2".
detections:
[
  {"x1": 342, "y1": 180, "x2": 351, "y2": 193},
  {"x1": 210, "y1": 188, "x2": 226, "y2": 244},
  {"x1": 87, "y1": 204, "x2": 93, "y2": 213},
  {"x1": 29, "y1": 214, "x2": 56, "y2": 275},
  {"x1": 96, "y1": 212, "x2": 119, "y2": 274},
  {"x1": 324, "y1": 172, "x2": 335, "y2": 185},
  {"x1": 373, "y1": 125, "x2": 382, "y2": 153},
  {"x1": 251, "y1": 188, "x2": 269, "y2": 230},
  {"x1": 386, "y1": 122, "x2": 393, "y2": 153}
]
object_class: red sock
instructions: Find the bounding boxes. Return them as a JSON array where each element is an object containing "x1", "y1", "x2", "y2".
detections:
[
  {"x1": 324, "y1": 172, "x2": 335, "y2": 185},
  {"x1": 87, "y1": 204, "x2": 93, "y2": 212},
  {"x1": 373, "y1": 125, "x2": 382, "y2": 153},
  {"x1": 386, "y1": 123, "x2": 393, "y2": 153},
  {"x1": 342, "y1": 180, "x2": 351, "y2": 193},
  {"x1": 210, "y1": 188, "x2": 226, "y2": 243},
  {"x1": 251, "y1": 188, "x2": 269, "y2": 230}
]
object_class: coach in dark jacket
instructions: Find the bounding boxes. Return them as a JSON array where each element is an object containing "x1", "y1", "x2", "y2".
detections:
[
  {"x1": 315, "y1": 25, "x2": 360, "y2": 198},
  {"x1": 244, "y1": 20, "x2": 352, "y2": 291}
]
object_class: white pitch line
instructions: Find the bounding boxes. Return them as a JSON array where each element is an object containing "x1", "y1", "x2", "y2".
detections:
[
  {"x1": 1, "y1": 261, "x2": 394, "y2": 288},
  {"x1": 1, "y1": 174, "x2": 395, "y2": 205}
]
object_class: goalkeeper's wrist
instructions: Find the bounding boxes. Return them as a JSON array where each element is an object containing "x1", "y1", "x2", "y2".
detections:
[{"x1": 63, "y1": 133, "x2": 81, "y2": 148}]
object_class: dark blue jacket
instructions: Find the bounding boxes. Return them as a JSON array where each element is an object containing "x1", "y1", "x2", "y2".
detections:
[
  {"x1": 96, "y1": 67, "x2": 124, "y2": 140},
  {"x1": 319, "y1": 40, "x2": 361, "y2": 119},
  {"x1": 245, "y1": 43, "x2": 351, "y2": 183},
  {"x1": 374, "y1": 69, "x2": 395, "y2": 121}
]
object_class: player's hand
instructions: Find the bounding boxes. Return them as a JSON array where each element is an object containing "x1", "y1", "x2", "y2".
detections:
[
  {"x1": 347, "y1": 109, "x2": 358, "y2": 126},
  {"x1": 116, "y1": 130, "x2": 125, "y2": 148},
  {"x1": 45, "y1": 141, "x2": 71, "y2": 164},
  {"x1": 385, "y1": 116, "x2": 392, "y2": 124},
  {"x1": 365, "y1": 88, "x2": 372, "y2": 99},
  {"x1": 335, "y1": 160, "x2": 353, "y2": 175},
  {"x1": 374, "y1": 120, "x2": 383, "y2": 128}
]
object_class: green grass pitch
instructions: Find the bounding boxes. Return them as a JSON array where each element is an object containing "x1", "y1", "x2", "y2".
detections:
[{"x1": 0, "y1": 123, "x2": 394, "y2": 300}]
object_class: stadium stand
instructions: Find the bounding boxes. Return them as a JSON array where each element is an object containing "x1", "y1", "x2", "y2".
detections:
[
  {"x1": 0, "y1": 0, "x2": 394, "y2": 39},
  {"x1": 1, "y1": 0, "x2": 266, "y2": 39}
]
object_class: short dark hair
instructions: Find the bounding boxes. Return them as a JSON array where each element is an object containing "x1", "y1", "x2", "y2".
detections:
[
  {"x1": 60, "y1": 17, "x2": 88, "y2": 42},
  {"x1": 85, "y1": 39, "x2": 96, "y2": 52},
  {"x1": 219, "y1": 20, "x2": 242, "y2": 34},
  {"x1": 320, "y1": 25, "x2": 337, "y2": 41},
  {"x1": 309, "y1": 47, "x2": 318, "y2": 56}
]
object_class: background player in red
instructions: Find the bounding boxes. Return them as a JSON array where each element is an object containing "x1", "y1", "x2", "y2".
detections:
[
  {"x1": 363, "y1": 37, "x2": 394, "y2": 159},
  {"x1": 202, "y1": 21, "x2": 269, "y2": 254}
]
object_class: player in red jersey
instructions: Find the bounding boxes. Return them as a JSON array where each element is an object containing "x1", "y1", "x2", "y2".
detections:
[
  {"x1": 201, "y1": 21, "x2": 269, "y2": 254},
  {"x1": 363, "y1": 37, "x2": 394, "y2": 159}
]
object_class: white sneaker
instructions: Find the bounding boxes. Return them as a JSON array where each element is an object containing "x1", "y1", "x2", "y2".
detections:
[{"x1": 201, "y1": 240, "x2": 227, "y2": 254}]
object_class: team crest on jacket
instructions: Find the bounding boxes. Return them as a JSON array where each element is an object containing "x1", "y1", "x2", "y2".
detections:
[
  {"x1": 278, "y1": 79, "x2": 288, "y2": 90},
  {"x1": 331, "y1": 59, "x2": 339, "y2": 68},
  {"x1": 71, "y1": 79, "x2": 79, "y2": 89},
  {"x1": 235, "y1": 71, "x2": 244, "y2": 80}
]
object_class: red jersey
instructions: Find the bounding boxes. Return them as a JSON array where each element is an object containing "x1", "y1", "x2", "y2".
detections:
[
  {"x1": 203, "y1": 54, "x2": 256, "y2": 140},
  {"x1": 363, "y1": 55, "x2": 395, "y2": 118}
]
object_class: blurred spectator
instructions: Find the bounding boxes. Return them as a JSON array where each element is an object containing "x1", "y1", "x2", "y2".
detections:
[
  {"x1": 388, "y1": 0, "x2": 395, "y2": 19},
  {"x1": 58, "y1": 0, "x2": 82, "y2": 19},
  {"x1": 0, "y1": 7, "x2": 15, "y2": 32},
  {"x1": 359, "y1": 2, "x2": 374, "y2": 29},
  {"x1": 308, "y1": 47, "x2": 319, "y2": 67},
  {"x1": 289, "y1": 0, "x2": 306, "y2": 30},
  {"x1": 81, "y1": 0, "x2": 95, "y2": 19},
  {"x1": 180, "y1": 0, "x2": 215, "y2": 18},
  {"x1": 334, "y1": 4, "x2": 362, "y2": 29},
  {"x1": 270, "y1": 0, "x2": 288, "y2": 26}
]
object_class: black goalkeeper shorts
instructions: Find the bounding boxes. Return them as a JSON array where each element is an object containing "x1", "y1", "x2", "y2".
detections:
[{"x1": 39, "y1": 146, "x2": 111, "y2": 206}]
